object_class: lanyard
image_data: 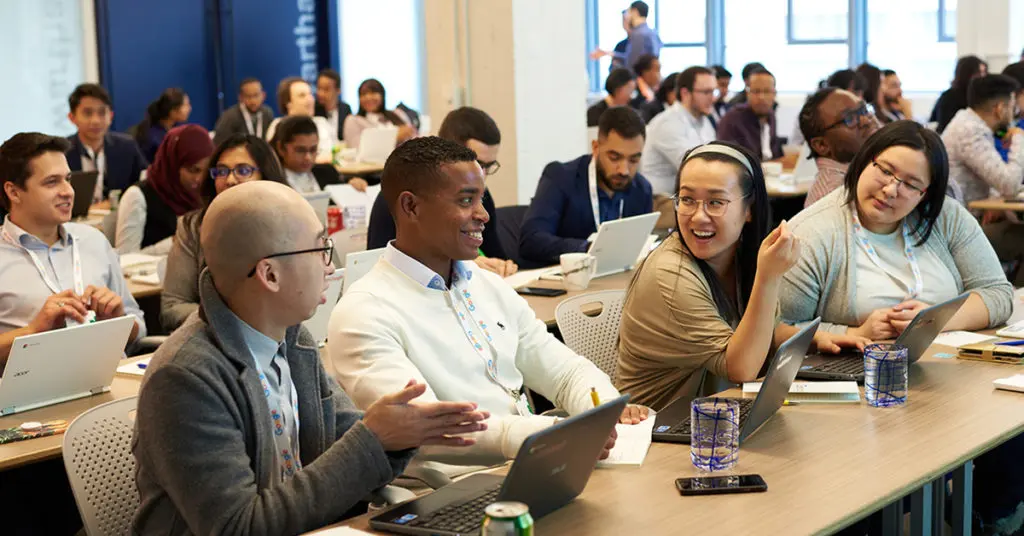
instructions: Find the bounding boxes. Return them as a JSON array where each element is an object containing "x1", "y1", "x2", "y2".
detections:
[
  {"x1": 587, "y1": 158, "x2": 624, "y2": 232},
  {"x1": 251, "y1": 352, "x2": 302, "y2": 481},
  {"x1": 850, "y1": 208, "x2": 923, "y2": 300},
  {"x1": 2, "y1": 227, "x2": 85, "y2": 296},
  {"x1": 241, "y1": 107, "x2": 263, "y2": 138},
  {"x1": 446, "y1": 266, "x2": 531, "y2": 416}
]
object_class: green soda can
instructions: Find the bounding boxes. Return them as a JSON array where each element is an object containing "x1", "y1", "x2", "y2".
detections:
[{"x1": 482, "y1": 502, "x2": 534, "y2": 535}]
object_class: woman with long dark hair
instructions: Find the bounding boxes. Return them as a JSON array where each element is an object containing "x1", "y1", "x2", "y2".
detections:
[
  {"x1": 616, "y1": 141, "x2": 863, "y2": 410},
  {"x1": 135, "y1": 87, "x2": 191, "y2": 162},
  {"x1": 160, "y1": 134, "x2": 286, "y2": 331},
  {"x1": 342, "y1": 78, "x2": 416, "y2": 148},
  {"x1": 931, "y1": 55, "x2": 988, "y2": 133}
]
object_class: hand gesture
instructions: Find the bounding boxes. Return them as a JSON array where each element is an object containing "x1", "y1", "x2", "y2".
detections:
[
  {"x1": 362, "y1": 380, "x2": 490, "y2": 451},
  {"x1": 474, "y1": 256, "x2": 518, "y2": 278},
  {"x1": 81, "y1": 285, "x2": 126, "y2": 321},
  {"x1": 886, "y1": 299, "x2": 931, "y2": 334},
  {"x1": 756, "y1": 220, "x2": 801, "y2": 281},
  {"x1": 348, "y1": 177, "x2": 369, "y2": 193},
  {"x1": 619, "y1": 405, "x2": 649, "y2": 425},
  {"x1": 813, "y1": 332, "x2": 870, "y2": 354},
  {"x1": 28, "y1": 290, "x2": 88, "y2": 333},
  {"x1": 849, "y1": 308, "x2": 897, "y2": 340}
]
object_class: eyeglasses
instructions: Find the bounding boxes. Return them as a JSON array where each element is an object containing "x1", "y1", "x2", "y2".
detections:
[
  {"x1": 691, "y1": 88, "x2": 716, "y2": 96},
  {"x1": 822, "y1": 103, "x2": 872, "y2": 131},
  {"x1": 478, "y1": 160, "x2": 501, "y2": 176},
  {"x1": 246, "y1": 237, "x2": 334, "y2": 277},
  {"x1": 871, "y1": 160, "x2": 926, "y2": 197},
  {"x1": 671, "y1": 195, "x2": 738, "y2": 217},
  {"x1": 209, "y1": 164, "x2": 260, "y2": 180}
]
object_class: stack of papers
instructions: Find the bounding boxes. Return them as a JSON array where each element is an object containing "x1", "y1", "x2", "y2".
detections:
[
  {"x1": 932, "y1": 331, "x2": 997, "y2": 349},
  {"x1": 116, "y1": 356, "x2": 152, "y2": 377},
  {"x1": 743, "y1": 381, "x2": 861, "y2": 404},
  {"x1": 503, "y1": 267, "x2": 559, "y2": 289},
  {"x1": 120, "y1": 253, "x2": 164, "y2": 284},
  {"x1": 596, "y1": 413, "x2": 656, "y2": 467},
  {"x1": 994, "y1": 374, "x2": 1024, "y2": 393}
]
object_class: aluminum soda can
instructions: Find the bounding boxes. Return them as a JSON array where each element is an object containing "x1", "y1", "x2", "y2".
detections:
[
  {"x1": 326, "y1": 206, "x2": 343, "y2": 234},
  {"x1": 482, "y1": 502, "x2": 534, "y2": 535}
]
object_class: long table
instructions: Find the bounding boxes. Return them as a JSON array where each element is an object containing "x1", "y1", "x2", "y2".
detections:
[
  {"x1": 336, "y1": 343, "x2": 1024, "y2": 534},
  {"x1": 968, "y1": 198, "x2": 1024, "y2": 212}
]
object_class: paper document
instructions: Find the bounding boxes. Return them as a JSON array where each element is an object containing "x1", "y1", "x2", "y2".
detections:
[
  {"x1": 120, "y1": 253, "x2": 162, "y2": 270},
  {"x1": 994, "y1": 374, "x2": 1024, "y2": 393},
  {"x1": 116, "y1": 356, "x2": 152, "y2": 377},
  {"x1": 743, "y1": 380, "x2": 861, "y2": 403},
  {"x1": 131, "y1": 272, "x2": 161, "y2": 285},
  {"x1": 301, "y1": 528, "x2": 374, "y2": 536},
  {"x1": 503, "y1": 267, "x2": 559, "y2": 289},
  {"x1": 932, "y1": 331, "x2": 997, "y2": 349},
  {"x1": 596, "y1": 412, "x2": 656, "y2": 467},
  {"x1": 324, "y1": 184, "x2": 381, "y2": 229}
]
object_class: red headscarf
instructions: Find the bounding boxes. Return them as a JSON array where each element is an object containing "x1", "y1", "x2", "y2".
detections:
[{"x1": 145, "y1": 124, "x2": 214, "y2": 215}]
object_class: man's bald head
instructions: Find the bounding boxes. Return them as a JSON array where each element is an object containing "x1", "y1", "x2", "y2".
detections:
[{"x1": 201, "y1": 181, "x2": 317, "y2": 294}]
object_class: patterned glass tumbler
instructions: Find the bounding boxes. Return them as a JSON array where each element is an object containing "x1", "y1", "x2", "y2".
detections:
[
  {"x1": 864, "y1": 343, "x2": 909, "y2": 408},
  {"x1": 690, "y1": 397, "x2": 741, "y2": 471}
]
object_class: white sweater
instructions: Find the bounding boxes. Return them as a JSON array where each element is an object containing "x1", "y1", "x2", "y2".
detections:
[{"x1": 327, "y1": 244, "x2": 619, "y2": 470}]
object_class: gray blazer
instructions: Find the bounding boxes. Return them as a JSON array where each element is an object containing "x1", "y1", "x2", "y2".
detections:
[
  {"x1": 160, "y1": 210, "x2": 203, "y2": 331},
  {"x1": 133, "y1": 270, "x2": 414, "y2": 535},
  {"x1": 213, "y1": 104, "x2": 274, "y2": 146},
  {"x1": 780, "y1": 189, "x2": 1013, "y2": 334}
]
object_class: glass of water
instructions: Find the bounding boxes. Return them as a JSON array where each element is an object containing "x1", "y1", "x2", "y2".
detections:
[
  {"x1": 864, "y1": 343, "x2": 908, "y2": 407},
  {"x1": 690, "y1": 397, "x2": 741, "y2": 471}
]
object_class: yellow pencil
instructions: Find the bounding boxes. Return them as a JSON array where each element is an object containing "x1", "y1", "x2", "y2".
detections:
[{"x1": 590, "y1": 387, "x2": 601, "y2": 407}]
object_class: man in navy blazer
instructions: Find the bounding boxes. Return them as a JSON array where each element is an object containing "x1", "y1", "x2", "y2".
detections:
[
  {"x1": 64, "y1": 83, "x2": 147, "y2": 200},
  {"x1": 519, "y1": 107, "x2": 653, "y2": 268}
]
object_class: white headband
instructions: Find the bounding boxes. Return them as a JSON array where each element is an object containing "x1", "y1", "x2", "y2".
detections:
[{"x1": 684, "y1": 143, "x2": 755, "y2": 176}]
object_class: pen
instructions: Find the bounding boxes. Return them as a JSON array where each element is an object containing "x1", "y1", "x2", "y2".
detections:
[
  {"x1": 137, "y1": 363, "x2": 148, "y2": 369},
  {"x1": 590, "y1": 387, "x2": 601, "y2": 408},
  {"x1": 782, "y1": 399, "x2": 800, "y2": 406},
  {"x1": 997, "y1": 340, "x2": 1024, "y2": 347}
]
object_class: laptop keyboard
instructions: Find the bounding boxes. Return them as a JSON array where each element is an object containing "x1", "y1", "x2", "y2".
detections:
[
  {"x1": 404, "y1": 484, "x2": 502, "y2": 533},
  {"x1": 813, "y1": 356, "x2": 864, "y2": 375},
  {"x1": 666, "y1": 398, "x2": 755, "y2": 436}
]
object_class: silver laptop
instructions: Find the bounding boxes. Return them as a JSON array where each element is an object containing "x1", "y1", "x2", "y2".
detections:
[
  {"x1": 357, "y1": 126, "x2": 399, "y2": 164},
  {"x1": 301, "y1": 191, "x2": 332, "y2": 228},
  {"x1": 302, "y1": 274, "x2": 344, "y2": 346},
  {"x1": 0, "y1": 316, "x2": 135, "y2": 415},
  {"x1": 343, "y1": 248, "x2": 385, "y2": 294},
  {"x1": 544, "y1": 212, "x2": 659, "y2": 280}
]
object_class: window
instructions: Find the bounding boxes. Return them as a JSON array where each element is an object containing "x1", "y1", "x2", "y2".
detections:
[
  {"x1": 867, "y1": 0, "x2": 957, "y2": 92},
  {"x1": 0, "y1": 0, "x2": 88, "y2": 142},
  {"x1": 788, "y1": 0, "x2": 848, "y2": 43},
  {"x1": 939, "y1": 0, "x2": 957, "y2": 41},
  {"x1": 338, "y1": 0, "x2": 424, "y2": 113},
  {"x1": 726, "y1": 0, "x2": 847, "y2": 92}
]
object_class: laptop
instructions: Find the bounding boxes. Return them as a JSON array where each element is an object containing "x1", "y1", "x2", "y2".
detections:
[
  {"x1": 358, "y1": 126, "x2": 399, "y2": 164},
  {"x1": 651, "y1": 318, "x2": 820, "y2": 444},
  {"x1": 797, "y1": 292, "x2": 969, "y2": 382},
  {"x1": 370, "y1": 395, "x2": 629, "y2": 536},
  {"x1": 70, "y1": 171, "x2": 99, "y2": 218},
  {"x1": 0, "y1": 316, "x2": 135, "y2": 415},
  {"x1": 301, "y1": 273, "x2": 343, "y2": 346},
  {"x1": 301, "y1": 191, "x2": 332, "y2": 228},
  {"x1": 542, "y1": 212, "x2": 659, "y2": 280},
  {"x1": 343, "y1": 248, "x2": 385, "y2": 293}
]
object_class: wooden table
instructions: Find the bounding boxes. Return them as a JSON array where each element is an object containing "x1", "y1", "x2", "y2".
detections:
[
  {"x1": 335, "y1": 161, "x2": 385, "y2": 176},
  {"x1": 334, "y1": 343, "x2": 1024, "y2": 535},
  {"x1": 766, "y1": 175, "x2": 813, "y2": 199},
  {"x1": 128, "y1": 280, "x2": 163, "y2": 300},
  {"x1": 968, "y1": 198, "x2": 1024, "y2": 212},
  {"x1": 518, "y1": 271, "x2": 634, "y2": 326},
  {"x1": 0, "y1": 356, "x2": 146, "y2": 471}
]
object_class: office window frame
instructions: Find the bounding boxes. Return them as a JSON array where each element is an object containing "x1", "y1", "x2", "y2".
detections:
[
  {"x1": 938, "y1": 0, "x2": 955, "y2": 42},
  {"x1": 786, "y1": 0, "x2": 849, "y2": 45}
]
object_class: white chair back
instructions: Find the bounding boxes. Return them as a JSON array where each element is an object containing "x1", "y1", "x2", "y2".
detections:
[
  {"x1": 330, "y1": 227, "x2": 369, "y2": 268},
  {"x1": 303, "y1": 273, "x2": 344, "y2": 345},
  {"x1": 62, "y1": 397, "x2": 139, "y2": 536},
  {"x1": 554, "y1": 290, "x2": 626, "y2": 382}
]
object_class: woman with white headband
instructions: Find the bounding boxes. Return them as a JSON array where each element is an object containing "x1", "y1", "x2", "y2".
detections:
[{"x1": 616, "y1": 141, "x2": 866, "y2": 410}]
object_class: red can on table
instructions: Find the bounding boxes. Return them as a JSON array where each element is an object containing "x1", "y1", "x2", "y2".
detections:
[{"x1": 327, "y1": 206, "x2": 344, "y2": 234}]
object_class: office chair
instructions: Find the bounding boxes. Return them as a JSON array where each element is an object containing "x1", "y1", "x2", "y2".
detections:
[
  {"x1": 62, "y1": 397, "x2": 140, "y2": 536},
  {"x1": 554, "y1": 290, "x2": 626, "y2": 382}
]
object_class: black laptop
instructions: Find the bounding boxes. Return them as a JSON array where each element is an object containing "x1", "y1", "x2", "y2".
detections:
[
  {"x1": 70, "y1": 171, "x2": 99, "y2": 218},
  {"x1": 797, "y1": 293, "x2": 969, "y2": 382},
  {"x1": 370, "y1": 394, "x2": 629, "y2": 536},
  {"x1": 651, "y1": 319, "x2": 820, "y2": 444}
]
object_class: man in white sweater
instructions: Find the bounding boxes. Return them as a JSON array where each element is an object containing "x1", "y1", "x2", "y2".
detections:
[{"x1": 328, "y1": 137, "x2": 646, "y2": 475}]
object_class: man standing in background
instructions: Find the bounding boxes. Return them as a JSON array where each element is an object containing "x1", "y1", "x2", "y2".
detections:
[
  {"x1": 213, "y1": 78, "x2": 275, "y2": 146},
  {"x1": 590, "y1": 2, "x2": 662, "y2": 75}
]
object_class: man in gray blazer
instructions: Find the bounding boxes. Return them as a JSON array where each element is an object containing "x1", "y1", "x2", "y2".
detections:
[
  {"x1": 132, "y1": 181, "x2": 489, "y2": 535},
  {"x1": 213, "y1": 78, "x2": 275, "y2": 146}
]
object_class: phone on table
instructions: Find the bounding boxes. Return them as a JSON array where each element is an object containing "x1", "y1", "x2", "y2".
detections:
[
  {"x1": 675, "y1": 474, "x2": 768, "y2": 496},
  {"x1": 516, "y1": 286, "x2": 567, "y2": 297}
]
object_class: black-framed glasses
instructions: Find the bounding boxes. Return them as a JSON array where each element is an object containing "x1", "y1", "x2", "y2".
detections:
[
  {"x1": 210, "y1": 164, "x2": 260, "y2": 180},
  {"x1": 478, "y1": 159, "x2": 501, "y2": 176},
  {"x1": 871, "y1": 160, "x2": 927, "y2": 196},
  {"x1": 822, "y1": 103, "x2": 872, "y2": 131},
  {"x1": 246, "y1": 237, "x2": 334, "y2": 277}
]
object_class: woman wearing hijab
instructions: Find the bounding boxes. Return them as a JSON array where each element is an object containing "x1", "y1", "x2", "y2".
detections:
[{"x1": 115, "y1": 124, "x2": 213, "y2": 255}]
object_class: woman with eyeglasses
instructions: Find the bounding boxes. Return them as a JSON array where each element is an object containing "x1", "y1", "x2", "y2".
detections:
[
  {"x1": 780, "y1": 120, "x2": 1012, "y2": 340},
  {"x1": 115, "y1": 124, "x2": 212, "y2": 255},
  {"x1": 616, "y1": 141, "x2": 865, "y2": 411},
  {"x1": 160, "y1": 134, "x2": 286, "y2": 331}
]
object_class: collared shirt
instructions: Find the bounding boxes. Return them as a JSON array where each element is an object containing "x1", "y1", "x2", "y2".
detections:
[
  {"x1": 284, "y1": 169, "x2": 322, "y2": 194},
  {"x1": 382, "y1": 241, "x2": 465, "y2": 291},
  {"x1": 81, "y1": 144, "x2": 107, "y2": 203},
  {"x1": 641, "y1": 102, "x2": 717, "y2": 195},
  {"x1": 804, "y1": 157, "x2": 849, "y2": 208},
  {"x1": 236, "y1": 311, "x2": 298, "y2": 482},
  {"x1": 0, "y1": 216, "x2": 146, "y2": 339},
  {"x1": 597, "y1": 188, "x2": 627, "y2": 224},
  {"x1": 616, "y1": 22, "x2": 662, "y2": 72},
  {"x1": 943, "y1": 108, "x2": 1024, "y2": 204}
]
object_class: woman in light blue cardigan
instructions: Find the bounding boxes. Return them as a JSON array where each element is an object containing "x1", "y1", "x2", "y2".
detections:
[{"x1": 781, "y1": 120, "x2": 1012, "y2": 338}]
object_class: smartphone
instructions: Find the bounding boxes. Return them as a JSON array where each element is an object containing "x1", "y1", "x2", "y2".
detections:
[
  {"x1": 516, "y1": 286, "x2": 567, "y2": 297},
  {"x1": 675, "y1": 474, "x2": 768, "y2": 496}
]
